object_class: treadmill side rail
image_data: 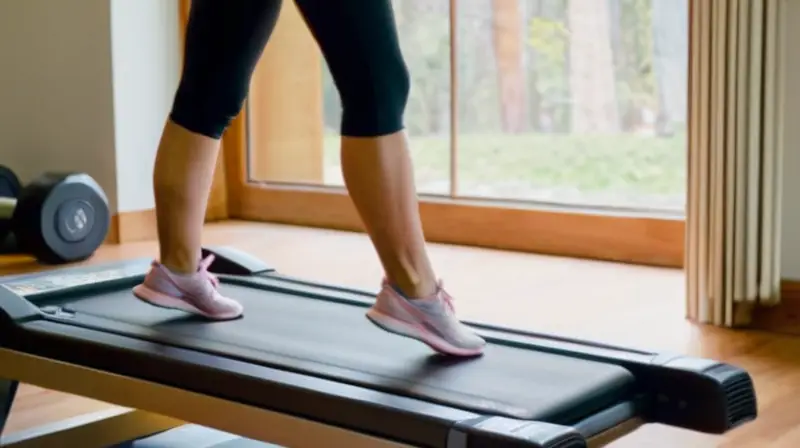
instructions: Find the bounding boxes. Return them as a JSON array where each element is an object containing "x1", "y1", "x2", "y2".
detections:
[
  {"x1": 0, "y1": 260, "x2": 150, "y2": 306},
  {"x1": 0, "y1": 287, "x2": 40, "y2": 324},
  {"x1": 0, "y1": 378, "x2": 19, "y2": 436},
  {"x1": 450, "y1": 417, "x2": 587, "y2": 448},
  {"x1": 0, "y1": 288, "x2": 25, "y2": 437},
  {"x1": 202, "y1": 246, "x2": 275, "y2": 276}
]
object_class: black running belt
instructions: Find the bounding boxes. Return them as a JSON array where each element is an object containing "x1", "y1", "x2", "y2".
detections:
[{"x1": 60, "y1": 280, "x2": 634, "y2": 424}]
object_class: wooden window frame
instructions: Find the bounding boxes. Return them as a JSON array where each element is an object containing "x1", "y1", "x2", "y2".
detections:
[{"x1": 188, "y1": 0, "x2": 686, "y2": 268}]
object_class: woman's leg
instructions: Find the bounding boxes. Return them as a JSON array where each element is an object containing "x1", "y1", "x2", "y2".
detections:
[
  {"x1": 294, "y1": 0, "x2": 485, "y2": 356},
  {"x1": 133, "y1": 0, "x2": 283, "y2": 320}
]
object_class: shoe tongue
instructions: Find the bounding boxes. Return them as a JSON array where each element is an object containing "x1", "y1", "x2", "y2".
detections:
[
  {"x1": 410, "y1": 295, "x2": 448, "y2": 315},
  {"x1": 175, "y1": 272, "x2": 215, "y2": 295},
  {"x1": 198, "y1": 255, "x2": 215, "y2": 272}
]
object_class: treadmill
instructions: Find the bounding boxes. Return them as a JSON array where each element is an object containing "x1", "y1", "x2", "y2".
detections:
[{"x1": 0, "y1": 246, "x2": 757, "y2": 447}]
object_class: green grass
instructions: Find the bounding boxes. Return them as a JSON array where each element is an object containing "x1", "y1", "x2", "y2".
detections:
[{"x1": 323, "y1": 132, "x2": 686, "y2": 206}]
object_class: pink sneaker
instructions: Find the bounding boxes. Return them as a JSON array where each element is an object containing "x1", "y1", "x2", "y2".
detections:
[
  {"x1": 132, "y1": 255, "x2": 243, "y2": 320},
  {"x1": 366, "y1": 279, "x2": 486, "y2": 357}
]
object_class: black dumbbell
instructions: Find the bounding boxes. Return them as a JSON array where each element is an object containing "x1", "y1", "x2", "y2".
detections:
[
  {"x1": 0, "y1": 166, "x2": 21, "y2": 199},
  {"x1": 0, "y1": 171, "x2": 111, "y2": 264},
  {"x1": 0, "y1": 166, "x2": 22, "y2": 250}
]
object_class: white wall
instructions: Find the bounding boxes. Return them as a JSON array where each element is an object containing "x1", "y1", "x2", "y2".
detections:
[
  {"x1": 0, "y1": 0, "x2": 180, "y2": 214},
  {"x1": 110, "y1": 0, "x2": 181, "y2": 212},
  {"x1": 0, "y1": 0, "x2": 119, "y2": 210}
]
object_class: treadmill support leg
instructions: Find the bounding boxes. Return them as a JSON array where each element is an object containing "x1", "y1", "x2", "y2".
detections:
[{"x1": 0, "y1": 379, "x2": 18, "y2": 435}]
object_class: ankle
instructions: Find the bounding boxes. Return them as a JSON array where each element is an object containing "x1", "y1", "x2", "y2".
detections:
[
  {"x1": 391, "y1": 277, "x2": 438, "y2": 299},
  {"x1": 160, "y1": 255, "x2": 199, "y2": 275}
]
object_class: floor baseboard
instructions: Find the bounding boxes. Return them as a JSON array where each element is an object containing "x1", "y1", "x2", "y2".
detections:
[
  {"x1": 105, "y1": 209, "x2": 157, "y2": 244},
  {"x1": 749, "y1": 280, "x2": 800, "y2": 335}
]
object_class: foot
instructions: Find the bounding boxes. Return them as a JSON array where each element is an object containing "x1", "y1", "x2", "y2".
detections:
[
  {"x1": 132, "y1": 254, "x2": 243, "y2": 320},
  {"x1": 366, "y1": 279, "x2": 486, "y2": 357}
]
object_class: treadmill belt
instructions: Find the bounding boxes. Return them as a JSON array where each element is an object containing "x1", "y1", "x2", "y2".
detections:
[{"x1": 62, "y1": 281, "x2": 633, "y2": 422}]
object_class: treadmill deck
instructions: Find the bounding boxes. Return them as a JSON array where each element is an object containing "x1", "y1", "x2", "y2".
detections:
[
  {"x1": 0, "y1": 254, "x2": 760, "y2": 447},
  {"x1": 47, "y1": 277, "x2": 635, "y2": 424}
]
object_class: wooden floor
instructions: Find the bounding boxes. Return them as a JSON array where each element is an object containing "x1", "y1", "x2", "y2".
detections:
[{"x1": 1, "y1": 221, "x2": 798, "y2": 447}]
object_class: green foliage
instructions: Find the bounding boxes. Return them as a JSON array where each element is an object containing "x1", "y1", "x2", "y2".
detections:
[
  {"x1": 527, "y1": 17, "x2": 569, "y2": 104},
  {"x1": 400, "y1": 16, "x2": 451, "y2": 134},
  {"x1": 324, "y1": 132, "x2": 685, "y2": 200},
  {"x1": 616, "y1": 0, "x2": 657, "y2": 110}
]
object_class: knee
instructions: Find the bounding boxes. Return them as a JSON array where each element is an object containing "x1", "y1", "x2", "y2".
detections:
[
  {"x1": 169, "y1": 73, "x2": 248, "y2": 140},
  {"x1": 337, "y1": 55, "x2": 411, "y2": 137}
]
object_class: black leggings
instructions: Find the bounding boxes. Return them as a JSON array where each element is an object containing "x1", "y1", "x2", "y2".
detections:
[{"x1": 170, "y1": 0, "x2": 411, "y2": 140}]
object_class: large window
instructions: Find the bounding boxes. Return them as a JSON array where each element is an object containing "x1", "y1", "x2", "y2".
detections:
[
  {"x1": 225, "y1": 0, "x2": 689, "y2": 267},
  {"x1": 319, "y1": 2, "x2": 452, "y2": 194},
  {"x1": 453, "y1": 0, "x2": 688, "y2": 211}
]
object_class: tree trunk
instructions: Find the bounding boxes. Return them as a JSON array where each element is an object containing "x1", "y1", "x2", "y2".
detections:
[
  {"x1": 567, "y1": 0, "x2": 619, "y2": 133},
  {"x1": 652, "y1": 0, "x2": 689, "y2": 136},
  {"x1": 608, "y1": 0, "x2": 636, "y2": 131},
  {"x1": 525, "y1": 0, "x2": 543, "y2": 131},
  {"x1": 491, "y1": 0, "x2": 528, "y2": 133}
]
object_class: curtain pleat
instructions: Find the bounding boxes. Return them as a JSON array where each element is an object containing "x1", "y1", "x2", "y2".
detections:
[{"x1": 686, "y1": 0, "x2": 784, "y2": 327}]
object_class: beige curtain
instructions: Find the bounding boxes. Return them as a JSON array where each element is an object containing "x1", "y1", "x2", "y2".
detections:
[{"x1": 686, "y1": 0, "x2": 785, "y2": 327}]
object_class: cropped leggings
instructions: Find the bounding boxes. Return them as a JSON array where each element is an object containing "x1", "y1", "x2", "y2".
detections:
[{"x1": 170, "y1": 0, "x2": 411, "y2": 140}]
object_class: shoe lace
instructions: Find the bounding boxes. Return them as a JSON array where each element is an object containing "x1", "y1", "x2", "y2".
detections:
[
  {"x1": 198, "y1": 254, "x2": 220, "y2": 288},
  {"x1": 381, "y1": 277, "x2": 455, "y2": 313},
  {"x1": 437, "y1": 281, "x2": 456, "y2": 314}
]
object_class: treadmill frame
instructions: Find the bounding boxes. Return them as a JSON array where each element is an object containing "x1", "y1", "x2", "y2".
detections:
[
  {"x1": 0, "y1": 348, "x2": 413, "y2": 448},
  {"x1": 1, "y1": 406, "x2": 181, "y2": 448},
  {"x1": 0, "y1": 347, "x2": 643, "y2": 447},
  {"x1": 0, "y1": 247, "x2": 757, "y2": 447}
]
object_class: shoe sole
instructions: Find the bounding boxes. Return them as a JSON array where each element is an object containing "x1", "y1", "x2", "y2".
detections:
[
  {"x1": 366, "y1": 308, "x2": 484, "y2": 358},
  {"x1": 132, "y1": 284, "x2": 243, "y2": 321}
]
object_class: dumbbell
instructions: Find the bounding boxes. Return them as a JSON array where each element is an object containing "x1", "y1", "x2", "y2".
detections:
[
  {"x1": 0, "y1": 170, "x2": 111, "y2": 264},
  {"x1": 0, "y1": 165, "x2": 21, "y2": 199}
]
